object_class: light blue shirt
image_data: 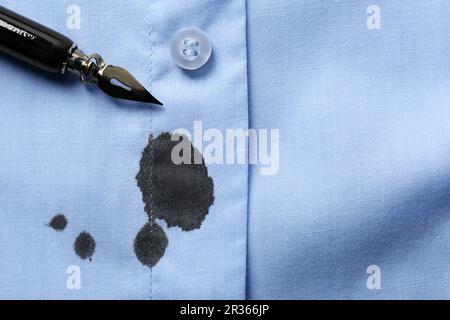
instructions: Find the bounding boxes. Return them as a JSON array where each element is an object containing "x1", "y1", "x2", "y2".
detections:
[{"x1": 0, "y1": 0, "x2": 449, "y2": 299}]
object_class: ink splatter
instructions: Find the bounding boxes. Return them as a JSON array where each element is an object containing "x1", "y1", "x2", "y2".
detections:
[
  {"x1": 134, "y1": 132, "x2": 215, "y2": 267},
  {"x1": 136, "y1": 132, "x2": 215, "y2": 231},
  {"x1": 51, "y1": 132, "x2": 214, "y2": 267},
  {"x1": 74, "y1": 231, "x2": 96, "y2": 261},
  {"x1": 134, "y1": 222, "x2": 169, "y2": 268},
  {"x1": 49, "y1": 214, "x2": 67, "y2": 231}
]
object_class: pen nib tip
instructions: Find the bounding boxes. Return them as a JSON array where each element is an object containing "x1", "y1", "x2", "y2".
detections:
[
  {"x1": 96, "y1": 65, "x2": 163, "y2": 106},
  {"x1": 143, "y1": 90, "x2": 163, "y2": 106}
]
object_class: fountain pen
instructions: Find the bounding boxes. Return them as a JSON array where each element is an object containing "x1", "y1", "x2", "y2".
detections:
[{"x1": 0, "y1": 5, "x2": 162, "y2": 105}]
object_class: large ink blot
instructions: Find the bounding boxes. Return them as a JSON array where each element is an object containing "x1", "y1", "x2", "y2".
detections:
[
  {"x1": 136, "y1": 132, "x2": 215, "y2": 231},
  {"x1": 135, "y1": 132, "x2": 215, "y2": 267},
  {"x1": 49, "y1": 214, "x2": 67, "y2": 231},
  {"x1": 134, "y1": 222, "x2": 168, "y2": 268},
  {"x1": 74, "y1": 231, "x2": 96, "y2": 261}
]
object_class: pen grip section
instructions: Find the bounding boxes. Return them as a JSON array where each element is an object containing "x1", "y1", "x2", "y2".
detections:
[{"x1": 0, "y1": 6, "x2": 74, "y2": 73}]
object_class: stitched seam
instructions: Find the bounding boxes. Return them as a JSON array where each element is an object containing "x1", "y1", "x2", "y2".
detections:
[
  {"x1": 243, "y1": 0, "x2": 251, "y2": 300},
  {"x1": 147, "y1": 0, "x2": 154, "y2": 301}
]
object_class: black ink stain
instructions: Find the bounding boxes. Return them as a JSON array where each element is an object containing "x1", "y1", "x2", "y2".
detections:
[
  {"x1": 74, "y1": 231, "x2": 96, "y2": 261},
  {"x1": 49, "y1": 214, "x2": 67, "y2": 231},
  {"x1": 136, "y1": 132, "x2": 215, "y2": 231},
  {"x1": 134, "y1": 222, "x2": 168, "y2": 268}
]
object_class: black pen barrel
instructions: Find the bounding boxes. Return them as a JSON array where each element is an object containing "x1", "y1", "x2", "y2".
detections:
[{"x1": 0, "y1": 6, "x2": 74, "y2": 73}]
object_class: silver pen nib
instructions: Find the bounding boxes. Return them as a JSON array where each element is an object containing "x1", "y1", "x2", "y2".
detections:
[
  {"x1": 97, "y1": 65, "x2": 162, "y2": 105},
  {"x1": 66, "y1": 49, "x2": 162, "y2": 105}
]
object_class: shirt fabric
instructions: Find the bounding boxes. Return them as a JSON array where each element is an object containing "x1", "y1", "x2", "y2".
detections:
[{"x1": 0, "y1": 0, "x2": 449, "y2": 299}]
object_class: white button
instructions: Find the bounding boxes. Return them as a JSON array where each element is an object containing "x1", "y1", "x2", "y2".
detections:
[{"x1": 170, "y1": 27, "x2": 212, "y2": 70}]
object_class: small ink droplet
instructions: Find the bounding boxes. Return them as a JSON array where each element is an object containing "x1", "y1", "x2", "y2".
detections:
[
  {"x1": 49, "y1": 214, "x2": 67, "y2": 231},
  {"x1": 74, "y1": 231, "x2": 96, "y2": 260},
  {"x1": 134, "y1": 222, "x2": 168, "y2": 268}
]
